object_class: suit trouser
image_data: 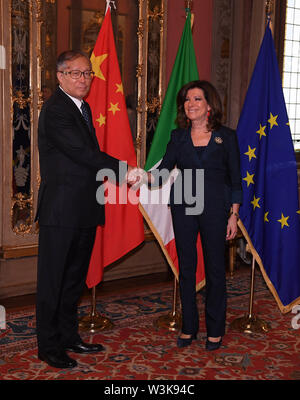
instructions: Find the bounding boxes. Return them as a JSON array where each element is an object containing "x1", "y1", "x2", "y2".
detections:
[
  {"x1": 36, "y1": 225, "x2": 96, "y2": 352},
  {"x1": 171, "y1": 203, "x2": 227, "y2": 337}
]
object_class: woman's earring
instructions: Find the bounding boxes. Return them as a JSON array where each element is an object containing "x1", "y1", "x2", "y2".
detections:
[{"x1": 206, "y1": 110, "x2": 211, "y2": 122}]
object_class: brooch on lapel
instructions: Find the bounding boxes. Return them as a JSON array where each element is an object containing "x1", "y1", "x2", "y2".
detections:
[{"x1": 215, "y1": 136, "x2": 223, "y2": 144}]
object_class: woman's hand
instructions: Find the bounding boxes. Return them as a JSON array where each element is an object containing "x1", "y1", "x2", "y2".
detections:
[
  {"x1": 126, "y1": 167, "x2": 152, "y2": 188},
  {"x1": 226, "y1": 213, "x2": 238, "y2": 240}
]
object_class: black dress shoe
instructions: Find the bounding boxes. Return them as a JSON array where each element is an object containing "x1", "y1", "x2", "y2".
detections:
[
  {"x1": 38, "y1": 350, "x2": 77, "y2": 369},
  {"x1": 205, "y1": 338, "x2": 222, "y2": 351},
  {"x1": 65, "y1": 340, "x2": 105, "y2": 354},
  {"x1": 177, "y1": 333, "x2": 197, "y2": 348}
]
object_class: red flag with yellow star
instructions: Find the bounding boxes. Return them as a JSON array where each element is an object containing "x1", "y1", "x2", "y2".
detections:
[{"x1": 85, "y1": 7, "x2": 144, "y2": 288}]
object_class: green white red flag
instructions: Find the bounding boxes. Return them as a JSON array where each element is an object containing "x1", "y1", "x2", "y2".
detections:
[{"x1": 139, "y1": 11, "x2": 205, "y2": 289}]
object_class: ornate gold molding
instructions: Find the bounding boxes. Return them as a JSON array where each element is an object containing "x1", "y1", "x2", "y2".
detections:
[
  {"x1": 0, "y1": 244, "x2": 38, "y2": 259},
  {"x1": 147, "y1": 97, "x2": 161, "y2": 113},
  {"x1": 37, "y1": 88, "x2": 43, "y2": 110},
  {"x1": 137, "y1": 18, "x2": 144, "y2": 38},
  {"x1": 136, "y1": 63, "x2": 143, "y2": 78},
  {"x1": 8, "y1": 0, "x2": 45, "y2": 236},
  {"x1": 11, "y1": 192, "x2": 33, "y2": 235},
  {"x1": 12, "y1": 91, "x2": 31, "y2": 109},
  {"x1": 136, "y1": 0, "x2": 167, "y2": 168},
  {"x1": 148, "y1": 6, "x2": 163, "y2": 21}
]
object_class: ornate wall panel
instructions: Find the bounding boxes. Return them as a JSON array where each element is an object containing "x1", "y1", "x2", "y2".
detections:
[
  {"x1": 41, "y1": 0, "x2": 57, "y2": 99},
  {"x1": 11, "y1": 0, "x2": 32, "y2": 234},
  {"x1": 0, "y1": 0, "x2": 50, "y2": 257},
  {"x1": 136, "y1": 0, "x2": 167, "y2": 168},
  {"x1": 213, "y1": 0, "x2": 269, "y2": 129},
  {"x1": 211, "y1": 0, "x2": 233, "y2": 126}
]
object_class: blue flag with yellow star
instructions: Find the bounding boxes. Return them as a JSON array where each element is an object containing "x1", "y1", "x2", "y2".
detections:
[{"x1": 237, "y1": 22, "x2": 300, "y2": 313}]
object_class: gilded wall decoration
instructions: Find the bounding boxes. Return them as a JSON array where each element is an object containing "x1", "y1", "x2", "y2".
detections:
[
  {"x1": 41, "y1": 0, "x2": 57, "y2": 99},
  {"x1": 11, "y1": 0, "x2": 32, "y2": 234},
  {"x1": 8, "y1": 0, "x2": 45, "y2": 236},
  {"x1": 136, "y1": 0, "x2": 167, "y2": 168},
  {"x1": 211, "y1": 0, "x2": 233, "y2": 125}
]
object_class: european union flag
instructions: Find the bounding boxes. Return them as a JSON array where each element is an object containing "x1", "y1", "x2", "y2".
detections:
[{"x1": 237, "y1": 22, "x2": 300, "y2": 313}]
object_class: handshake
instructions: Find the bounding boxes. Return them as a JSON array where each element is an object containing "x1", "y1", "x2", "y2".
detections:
[{"x1": 126, "y1": 166, "x2": 153, "y2": 187}]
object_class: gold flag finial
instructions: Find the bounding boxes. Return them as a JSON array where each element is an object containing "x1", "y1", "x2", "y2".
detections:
[
  {"x1": 185, "y1": 0, "x2": 193, "y2": 11},
  {"x1": 265, "y1": 0, "x2": 274, "y2": 33},
  {"x1": 105, "y1": 0, "x2": 116, "y2": 13},
  {"x1": 266, "y1": 0, "x2": 273, "y2": 20},
  {"x1": 185, "y1": 0, "x2": 194, "y2": 28}
]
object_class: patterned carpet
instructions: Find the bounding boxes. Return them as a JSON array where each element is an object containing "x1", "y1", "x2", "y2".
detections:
[{"x1": 0, "y1": 268, "x2": 299, "y2": 381}]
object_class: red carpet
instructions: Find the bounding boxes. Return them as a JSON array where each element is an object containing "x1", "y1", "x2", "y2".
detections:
[{"x1": 0, "y1": 270, "x2": 299, "y2": 380}]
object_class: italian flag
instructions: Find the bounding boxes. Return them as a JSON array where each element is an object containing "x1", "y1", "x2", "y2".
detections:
[{"x1": 139, "y1": 11, "x2": 205, "y2": 289}]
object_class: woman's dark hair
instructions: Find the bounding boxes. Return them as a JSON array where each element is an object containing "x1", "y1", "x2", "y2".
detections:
[{"x1": 175, "y1": 80, "x2": 223, "y2": 131}]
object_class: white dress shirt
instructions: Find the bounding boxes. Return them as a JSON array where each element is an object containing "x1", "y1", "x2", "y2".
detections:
[{"x1": 59, "y1": 86, "x2": 83, "y2": 113}]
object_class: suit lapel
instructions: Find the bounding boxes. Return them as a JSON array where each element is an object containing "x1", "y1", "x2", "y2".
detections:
[
  {"x1": 82, "y1": 100, "x2": 101, "y2": 149},
  {"x1": 56, "y1": 88, "x2": 100, "y2": 150},
  {"x1": 183, "y1": 128, "x2": 224, "y2": 168},
  {"x1": 185, "y1": 127, "x2": 203, "y2": 168},
  {"x1": 201, "y1": 130, "x2": 218, "y2": 161}
]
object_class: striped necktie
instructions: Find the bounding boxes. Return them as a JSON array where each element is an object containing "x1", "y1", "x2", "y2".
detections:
[{"x1": 81, "y1": 102, "x2": 92, "y2": 132}]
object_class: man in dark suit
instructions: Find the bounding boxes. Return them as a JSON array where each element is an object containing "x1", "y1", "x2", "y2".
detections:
[{"x1": 35, "y1": 50, "x2": 135, "y2": 369}]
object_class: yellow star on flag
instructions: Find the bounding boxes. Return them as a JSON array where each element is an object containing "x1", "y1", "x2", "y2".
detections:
[
  {"x1": 243, "y1": 171, "x2": 255, "y2": 187},
  {"x1": 116, "y1": 83, "x2": 124, "y2": 94},
  {"x1": 251, "y1": 195, "x2": 261, "y2": 210},
  {"x1": 108, "y1": 102, "x2": 120, "y2": 115},
  {"x1": 277, "y1": 213, "x2": 289, "y2": 229},
  {"x1": 256, "y1": 124, "x2": 266, "y2": 140},
  {"x1": 90, "y1": 52, "x2": 108, "y2": 81},
  {"x1": 268, "y1": 113, "x2": 278, "y2": 129},
  {"x1": 264, "y1": 211, "x2": 269, "y2": 222},
  {"x1": 96, "y1": 113, "x2": 106, "y2": 127},
  {"x1": 297, "y1": 210, "x2": 300, "y2": 214},
  {"x1": 244, "y1": 145, "x2": 257, "y2": 162}
]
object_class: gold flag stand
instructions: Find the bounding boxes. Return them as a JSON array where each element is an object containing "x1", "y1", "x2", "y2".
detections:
[
  {"x1": 231, "y1": 0, "x2": 275, "y2": 335},
  {"x1": 154, "y1": 277, "x2": 182, "y2": 331},
  {"x1": 79, "y1": 286, "x2": 114, "y2": 333},
  {"x1": 230, "y1": 245, "x2": 270, "y2": 334}
]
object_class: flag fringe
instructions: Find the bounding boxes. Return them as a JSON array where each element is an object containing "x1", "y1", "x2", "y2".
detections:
[
  {"x1": 238, "y1": 219, "x2": 300, "y2": 314},
  {"x1": 139, "y1": 202, "x2": 205, "y2": 292}
]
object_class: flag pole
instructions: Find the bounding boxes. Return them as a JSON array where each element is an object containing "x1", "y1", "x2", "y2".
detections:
[
  {"x1": 79, "y1": 0, "x2": 116, "y2": 333},
  {"x1": 229, "y1": 0, "x2": 274, "y2": 335},
  {"x1": 79, "y1": 286, "x2": 114, "y2": 333},
  {"x1": 229, "y1": 221, "x2": 270, "y2": 334},
  {"x1": 154, "y1": 1, "x2": 194, "y2": 332},
  {"x1": 154, "y1": 276, "x2": 182, "y2": 331}
]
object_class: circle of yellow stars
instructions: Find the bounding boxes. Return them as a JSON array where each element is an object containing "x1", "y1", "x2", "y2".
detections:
[{"x1": 242, "y1": 112, "x2": 298, "y2": 230}]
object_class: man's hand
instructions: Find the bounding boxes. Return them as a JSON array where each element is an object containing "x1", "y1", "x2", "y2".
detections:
[{"x1": 126, "y1": 167, "x2": 149, "y2": 187}]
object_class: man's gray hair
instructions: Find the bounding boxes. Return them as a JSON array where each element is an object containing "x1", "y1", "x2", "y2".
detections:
[{"x1": 56, "y1": 50, "x2": 92, "y2": 71}]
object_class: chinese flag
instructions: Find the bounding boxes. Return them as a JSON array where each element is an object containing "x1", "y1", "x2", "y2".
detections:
[{"x1": 85, "y1": 7, "x2": 144, "y2": 288}]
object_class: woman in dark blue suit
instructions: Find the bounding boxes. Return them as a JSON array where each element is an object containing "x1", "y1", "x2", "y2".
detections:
[{"x1": 153, "y1": 81, "x2": 242, "y2": 350}]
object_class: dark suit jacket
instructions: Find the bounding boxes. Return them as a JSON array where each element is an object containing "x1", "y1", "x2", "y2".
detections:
[
  {"x1": 156, "y1": 126, "x2": 243, "y2": 212},
  {"x1": 36, "y1": 87, "x2": 125, "y2": 228}
]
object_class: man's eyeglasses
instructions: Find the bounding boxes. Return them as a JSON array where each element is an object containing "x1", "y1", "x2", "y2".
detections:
[{"x1": 58, "y1": 70, "x2": 95, "y2": 79}]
